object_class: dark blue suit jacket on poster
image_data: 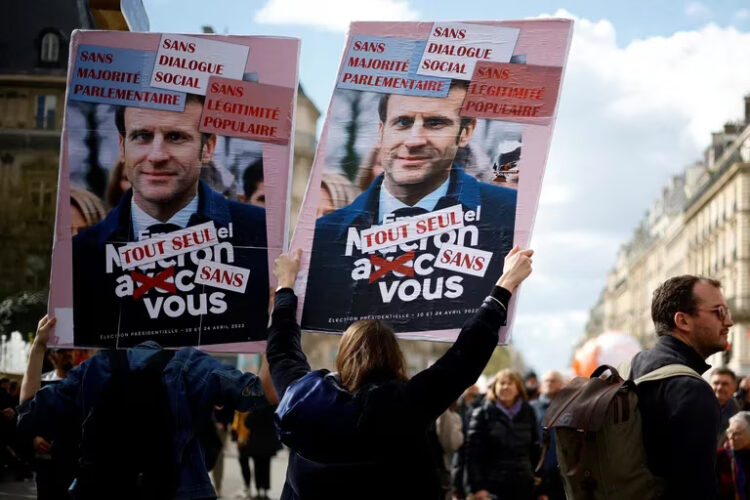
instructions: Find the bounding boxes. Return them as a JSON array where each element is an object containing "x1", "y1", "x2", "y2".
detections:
[
  {"x1": 73, "y1": 181, "x2": 269, "y2": 348},
  {"x1": 302, "y1": 164, "x2": 516, "y2": 333}
]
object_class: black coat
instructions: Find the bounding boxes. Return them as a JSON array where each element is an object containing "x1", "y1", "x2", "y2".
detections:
[
  {"x1": 451, "y1": 394, "x2": 486, "y2": 497},
  {"x1": 266, "y1": 287, "x2": 511, "y2": 500},
  {"x1": 465, "y1": 398, "x2": 540, "y2": 498},
  {"x1": 630, "y1": 335, "x2": 719, "y2": 499},
  {"x1": 245, "y1": 404, "x2": 282, "y2": 457}
]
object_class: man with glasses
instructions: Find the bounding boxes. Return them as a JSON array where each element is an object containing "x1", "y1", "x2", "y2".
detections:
[{"x1": 629, "y1": 276, "x2": 734, "y2": 499}]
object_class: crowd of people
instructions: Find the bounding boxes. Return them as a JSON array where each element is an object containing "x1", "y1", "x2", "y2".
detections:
[{"x1": 0, "y1": 244, "x2": 747, "y2": 499}]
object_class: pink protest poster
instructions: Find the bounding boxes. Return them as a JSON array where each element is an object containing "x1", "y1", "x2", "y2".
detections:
[
  {"x1": 292, "y1": 20, "x2": 572, "y2": 342},
  {"x1": 48, "y1": 31, "x2": 299, "y2": 350}
]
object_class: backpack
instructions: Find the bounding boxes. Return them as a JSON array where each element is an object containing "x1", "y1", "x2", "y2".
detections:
[
  {"x1": 275, "y1": 370, "x2": 377, "y2": 496},
  {"x1": 539, "y1": 362, "x2": 706, "y2": 500},
  {"x1": 70, "y1": 348, "x2": 176, "y2": 500},
  {"x1": 275, "y1": 369, "x2": 365, "y2": 457}
]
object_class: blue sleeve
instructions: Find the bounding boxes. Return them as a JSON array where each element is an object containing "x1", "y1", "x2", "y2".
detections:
[
  {"x1": 17, "y1": 360, "x2": 89, "y2": 440},
  {"x1": 178, "y1": 348, "x2": 266, "y2": 413}
]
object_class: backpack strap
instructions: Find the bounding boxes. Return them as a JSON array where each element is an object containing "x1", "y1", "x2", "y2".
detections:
[
  {"x1": 618, "y1": 359, "x2": 632, "y2": 380},
  {"x1": 619, "y1": 358, "x2": 705, "y2": 385},
  {"x1": 634, "y1": 364, "x2": 705, "y2": 385}
]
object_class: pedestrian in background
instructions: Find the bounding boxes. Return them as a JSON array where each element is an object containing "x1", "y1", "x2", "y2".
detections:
[
  {"x1": 734, "y1": 376, "x2": 750, "y2": 412},
  {"x1": 717, "y1": 411, "x2": 750, "y2": 500},
  {"x1": 523, "y1": 371, "x2": 539, "y2": 401},
  {"x1": 466, "y1": 369, "x2": 541, "y2": 500},
  {"x1": 451, "y1": 385, "x2": 483, "y2": 499},
  {"x1": 232, "y1": 410, "x2": 253, "y2": 499},
  {"x1": 210, "y1": 404, "x2": 235, "y2": 498},
  {"x1": 244, "y1": 403, "x2": 282, "y2": 500},
  {"x1": 713, "y1": 367, "x2": 741, "y2": 447},
  {"x1": 436, "y1": 402, "x2": 464, "y2": 499},
  {"x1": 530, "y1": 370, "x2": 565, "y2": 500}
]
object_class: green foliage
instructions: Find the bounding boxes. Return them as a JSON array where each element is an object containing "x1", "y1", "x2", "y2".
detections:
[
  {"x1": 483, "y1": 347, "x2": 512, "y2": 376},
  {"x1": 0, "y1": 290, "x2": 47, "y2": 339}
]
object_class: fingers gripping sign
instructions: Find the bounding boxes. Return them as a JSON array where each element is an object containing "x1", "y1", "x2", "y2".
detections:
[
  {"x1": 274, "y1": 249, "x2": 303, "y2": 289},
  {"x1": 496, "y1": 245, "x2": 533, "y2": 292},
  {"x1": 35, "y1": 315, "x2": 57, "y2": 346}
]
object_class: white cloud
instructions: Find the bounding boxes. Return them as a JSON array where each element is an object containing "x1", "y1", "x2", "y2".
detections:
[
  {"x1": 512, "y1": 9, "x2": 750, "y2": 372},
  {"x1": 735, "y1": 9, "x2": 750, "y2": 22},
  {"x1": 254, "y1": 0, "x2": 419, "y2": 32},
  {"x1": 538, "y1": 184, "x2": 573, "y2": 207},
  {"x1": 685, "y1": 1, "x2": 711, "y2": 17},
  {"x1": 511, "y1": 310, "x2": 590, "y2": 372}
]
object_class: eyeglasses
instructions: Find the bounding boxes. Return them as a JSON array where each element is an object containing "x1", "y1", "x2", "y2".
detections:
[{"x1": 696, "y1": 305, "x2": 733, "y2": 323}]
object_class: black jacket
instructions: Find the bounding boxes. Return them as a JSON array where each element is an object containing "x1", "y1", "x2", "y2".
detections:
[
  {"x1": 245, "y1": 404, "x2": 282, "y2": 457},
  {"x1": 630, "y1": 335, "x2": 719, "y2": 499},
  {"x1": 451, "y1": 394, "x2": 486, "y2": 498},
  {"x1": 266, "y1": 286, "x2": 510, "y2": 500},
  {"x1": 465, "y1": 398, "x2": 540, "y2": 496}
]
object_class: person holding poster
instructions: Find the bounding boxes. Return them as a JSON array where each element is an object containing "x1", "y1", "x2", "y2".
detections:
[
  {"x1": 51, "y1": 31, "x2": 299, "y2": 349},
  {"x1": 304, "y1": 80, "x2": 517, "y2": 332},
  {"x1": 269, "y1": 246, "x2": 533, "y2": 499}
]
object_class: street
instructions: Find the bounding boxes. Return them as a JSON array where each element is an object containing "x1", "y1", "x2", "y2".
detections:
[
  {"x1": 0, "y1": 443, "x2": 289, "y2": 500},
  {"x1": 216, "y1": 442, "x2": 289, "y2": 499}
]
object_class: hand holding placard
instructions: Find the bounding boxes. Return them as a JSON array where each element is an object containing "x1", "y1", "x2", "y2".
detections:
[
  {"x1": 496, "y1": 246, "x2": 533, "y2": 292},
  {"x1": 274, "y1": 249, "x2": 303, "y2": 289}
]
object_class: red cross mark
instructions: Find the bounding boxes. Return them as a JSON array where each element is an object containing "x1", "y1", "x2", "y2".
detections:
[
  {"x1": 131, "y1": 267, "x2": 176, "y2": 300},
  {"x1": 369, "y1": 251, "x2": 415, "y2": 283}
]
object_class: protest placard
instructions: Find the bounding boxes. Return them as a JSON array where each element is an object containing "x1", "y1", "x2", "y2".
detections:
[
  {"x1": 48, "y1": 31, "x2": 299, "y2": 350},
  {"x1": 291, "y1": 20, "x2": 572, "y2": 343}
]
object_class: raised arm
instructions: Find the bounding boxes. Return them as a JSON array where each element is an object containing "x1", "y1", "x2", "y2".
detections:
[
  {"x1": 258, "y1": 353, "x2": 279, "y2": 405},
  {"x1": 265, "y1": 249, "x2": 312, "y2": 398},
  {"x1": 404, "y1": 246, "x2": 534, "y2": 423},
  {"x1": 20, "y1": 315, "x2": 55, "y2": 404}
]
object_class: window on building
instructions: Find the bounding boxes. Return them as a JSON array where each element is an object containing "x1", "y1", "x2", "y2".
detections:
[
  {"x1": 25, "y1": 255, "x2": 46, "y2": 289},
  {"x1": 40, "y1": 32, "x2": 59, "y2": 63},
  {"x1": 29, "y1": 180, "x2": 55, "y2": 221},
  {"x1": 35, "y1": 95, "x2": 57, "y2": 130}
]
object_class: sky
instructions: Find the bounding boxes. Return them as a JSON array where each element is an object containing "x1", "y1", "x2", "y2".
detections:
[{"x1": 141, "y1": 0, "x2": 750, "y2": 373}]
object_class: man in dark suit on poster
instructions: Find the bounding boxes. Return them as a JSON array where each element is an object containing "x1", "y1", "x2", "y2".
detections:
[
  {"x1": 304, "y1": 81, "x2": 517, "y2": 333},
  {"x1": 73, "y1": 95, "x2": 269, "y2": 348}
]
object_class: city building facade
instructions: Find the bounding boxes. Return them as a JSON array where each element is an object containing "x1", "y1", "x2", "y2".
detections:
[
  {"x1": 0, "y1": 0, "x2": 145, "y2": 299},
  {"x1": 585, "y1": 95, "x2": 750, "y2": 372}
]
